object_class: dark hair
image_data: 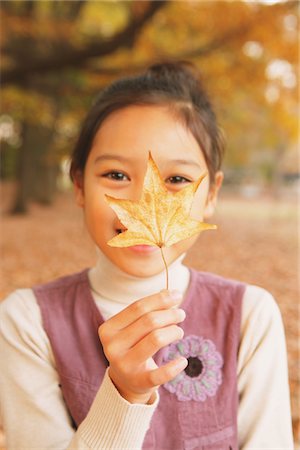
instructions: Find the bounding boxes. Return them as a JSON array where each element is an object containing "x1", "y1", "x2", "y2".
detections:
[{"x1": 69, "y1": 61, "x2": 224, "y2": 182}]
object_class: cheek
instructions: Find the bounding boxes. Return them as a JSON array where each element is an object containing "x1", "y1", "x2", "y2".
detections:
[
  {"x1": 170, "y1": 234, "x2": 199, "y2": 263},
  {"x1": 190, "y1": 185, "x2": 209, "y2": 221},
  {"x1": 82, "y1": 188, "x2": 114, "y2": 229}
]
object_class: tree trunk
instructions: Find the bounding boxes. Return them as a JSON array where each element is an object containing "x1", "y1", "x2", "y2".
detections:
[
  {"x1": 11, "y1": 122, "x2": 34, "y2": 214},
  {"x1": 11, "y1": 122, "x2": 59, "y2": 214}
]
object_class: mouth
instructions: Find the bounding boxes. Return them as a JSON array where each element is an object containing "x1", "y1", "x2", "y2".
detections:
[
  {"x1": 129, "y1": 245, "x2": 157, "y2": 254},
  {"x1": 114, "y1": 228, "x2": 157, "y2": 253}
]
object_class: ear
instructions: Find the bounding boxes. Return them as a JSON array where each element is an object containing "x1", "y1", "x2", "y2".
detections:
[
  {"x1": 204, "y1": 171, "x2": 223, "y2": 219},
  {"x1": 73, "y1": 171, "x2": 85, "y2": 208}
]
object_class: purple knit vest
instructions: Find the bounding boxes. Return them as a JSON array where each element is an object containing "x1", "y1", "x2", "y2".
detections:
[{"x1": 34, "y1": 268, "x2": 245, "y2": 450}]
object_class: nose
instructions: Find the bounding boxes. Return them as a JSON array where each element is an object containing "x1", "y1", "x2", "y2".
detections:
[{"x1": 126, "y1": 180, "x2": 144, "y2": 202}]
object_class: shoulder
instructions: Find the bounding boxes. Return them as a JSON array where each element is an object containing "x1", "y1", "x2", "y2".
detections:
[
  {"x1": 190, "y1": 269, "x2": 245, "y2": 290},
  {"x1": 1, "y1": 288, "x2": 41, "y2": 328},
  {"x1": 242, "y1": 284, "x2": 282, "y2": 329},
  {"x1": 238, "y1": 284, "x2": 286, "y2": 370},
  {"x1": 188, "y1": 269, "x2": 246, "y2": 308},
  {"x1": 0, "y1": 269, "x2": 89, "y2": 329},
  {"x1": 190, "y1": 269, "x2": 279, "y2": 319},
  {"x1": 188, "y1": 270, "x2": 283, "y2": 331},
  {"x1": 0, "y1": 289, "x2": 53, "y2": 361},
  {"x1": 33, "y1": 269, "x2": 89, "y2": 293}
]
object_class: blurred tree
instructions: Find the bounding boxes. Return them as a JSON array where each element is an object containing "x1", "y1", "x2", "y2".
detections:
[
  {"x1": 0, "y1": 0, "x2": 166, "y2": 212},
  {"x1": 0, "y1": 0, "x2": 298, "y2": 213}
]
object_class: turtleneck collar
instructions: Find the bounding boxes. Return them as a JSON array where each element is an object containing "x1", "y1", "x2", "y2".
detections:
[{"x1": 88, "y1": 249, "x2": 191, "y2": 308}]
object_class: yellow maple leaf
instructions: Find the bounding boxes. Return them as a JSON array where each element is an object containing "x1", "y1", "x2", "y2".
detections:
[{"x1": 105, "y1": 152, "x2": 216, "y2": 288}]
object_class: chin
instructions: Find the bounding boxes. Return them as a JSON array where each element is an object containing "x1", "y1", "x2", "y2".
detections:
[{"x1": 102, "y1": 245, "x2": 182, "y2": 278}]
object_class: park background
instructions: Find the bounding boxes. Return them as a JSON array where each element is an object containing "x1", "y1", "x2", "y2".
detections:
[{"x1": 0, "y1": 0, "x2": 299, "y2": 447}]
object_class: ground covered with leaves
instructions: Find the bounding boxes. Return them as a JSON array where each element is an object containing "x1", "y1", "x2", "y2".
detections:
[{"x1": 0, "y1": 191, "x2": 299, "y2": 447}]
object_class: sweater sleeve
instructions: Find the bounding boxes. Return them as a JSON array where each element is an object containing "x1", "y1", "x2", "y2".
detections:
[
  {"x1": 0, "y1": 290, "x2": 158, "y2": 450},
  {"x1": 237, "y1": 285, "x2": 294, "y2": 449}
]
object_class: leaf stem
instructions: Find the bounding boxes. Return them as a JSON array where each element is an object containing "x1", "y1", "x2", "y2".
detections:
[{"x1": 160, "y1": 246, "x2": 169, "y2": 290}]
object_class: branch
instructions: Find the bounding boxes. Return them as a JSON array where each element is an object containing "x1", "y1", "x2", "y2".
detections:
[
  {"x1": 82, "y1": 0, "x2": 297, "y2": 80},
  {"x1": 81, "y1": 22, "x2": 255, "y2": 77},
  {"x1": 17, "y1": 21, "x2": 257, "y2": 98},
  {"x1": 1, "y1": 1, "x2": 166, "y2": 86}
]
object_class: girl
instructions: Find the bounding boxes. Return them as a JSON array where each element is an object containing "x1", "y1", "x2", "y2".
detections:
[{"x1": 0, "y1": 62, "x2": 293, "y2": 449}]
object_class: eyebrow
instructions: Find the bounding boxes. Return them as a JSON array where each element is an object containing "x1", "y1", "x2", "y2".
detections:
[
  {"x1": 94, "y1": 154, "x2": 132, "y2": 164},
  {"x1": 94, "y1": 154, "x2": 202, "y2": 169},
  {"x1": 169, "y1": 159, "x2": 202, "y2": 169}
]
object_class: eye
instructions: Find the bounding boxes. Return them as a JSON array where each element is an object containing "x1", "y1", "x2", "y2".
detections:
[
  {"x1": 102, "y1": 171, "x2": 130, "y2": 181},
  {"x1": 166, "y1": 175, "x2": 191, "y2": 184}
]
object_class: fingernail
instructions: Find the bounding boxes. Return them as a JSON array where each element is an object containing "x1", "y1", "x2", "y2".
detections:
[
  {"x1": 169, "y1": 290, "x2": 182, "y2": 301},
  {"x1": 175, "y1": 357, "x2": 188, "y2": 370},
  {"x1": 177, "y1": 309, "x2": 186, "y2": 321}
]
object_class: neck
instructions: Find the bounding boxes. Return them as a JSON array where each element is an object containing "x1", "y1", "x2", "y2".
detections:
[{"x1": 88, "y1": 249, "x2": 190, "y2": 307}]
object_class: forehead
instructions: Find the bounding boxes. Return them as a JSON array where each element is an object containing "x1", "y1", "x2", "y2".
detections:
[{"x1": 89, "y1": 105, "x2": 206, "y2": 166}]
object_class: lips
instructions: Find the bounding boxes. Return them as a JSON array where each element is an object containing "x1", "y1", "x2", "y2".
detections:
[
  {"x1": 127, "y1": 245, "x2": 157, "y2": 255},
  {"x1": 114, "y1": 228, "x2": 157, "y2": 253}
]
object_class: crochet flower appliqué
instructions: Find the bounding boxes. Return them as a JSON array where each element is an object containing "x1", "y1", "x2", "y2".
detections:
[{"x1": 163, "y1": 335, "x2": 223, "y2": 402}]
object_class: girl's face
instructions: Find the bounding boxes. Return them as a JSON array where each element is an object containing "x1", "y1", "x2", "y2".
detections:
[{"x1": 75, "y1": 105, "x2": 223, "y2": 277}]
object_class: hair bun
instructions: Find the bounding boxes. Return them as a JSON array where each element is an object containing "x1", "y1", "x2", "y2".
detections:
[{"x1": 145, "y1": 60, "x2": 199, "y2": 84}]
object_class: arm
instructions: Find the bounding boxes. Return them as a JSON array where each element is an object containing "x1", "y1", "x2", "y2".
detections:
[
  {"x1": 0, "y1": 290, "x2": 158, "y2": 449},
  {"x1": 238, "y1": 285, "x2": 294, "y2": 449},
  {"x1": 70, "y1": 369, "x2": 158, "y2": 449}
]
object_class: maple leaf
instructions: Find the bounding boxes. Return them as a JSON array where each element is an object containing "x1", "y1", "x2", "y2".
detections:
[{"x1": 105, "y1": 152, "x2": 216, "y2": 288}]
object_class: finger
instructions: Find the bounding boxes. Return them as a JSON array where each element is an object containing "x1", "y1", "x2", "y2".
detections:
[
  {"x1": 127, "y1": 325, "x2": 184, "y2": 365},
  {"x1": 146, "y1": 357, "x2": 188, "y2": 388},
  {"x1": 110, "y1": 308, "x2": 186, "y2": 352},
  {"x1": 100, "y1": 309, "x2": 185, "y2": 362},
  {"x1": 106, "y1": 290, "x2": 183, "y2": 330}
]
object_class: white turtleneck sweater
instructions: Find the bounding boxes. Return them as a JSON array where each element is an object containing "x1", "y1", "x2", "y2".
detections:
[{"x1": 0, "y1": 252, "x2": 293, "y2": 449}]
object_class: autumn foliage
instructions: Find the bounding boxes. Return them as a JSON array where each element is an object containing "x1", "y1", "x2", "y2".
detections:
[{"x1": 0, "y1": 1, "x2": 298, "y2": 212}]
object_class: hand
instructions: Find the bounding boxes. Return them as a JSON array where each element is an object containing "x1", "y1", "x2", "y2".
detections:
[{"x1": 98, "y1": 290, "x2": 187, "y2": 404}]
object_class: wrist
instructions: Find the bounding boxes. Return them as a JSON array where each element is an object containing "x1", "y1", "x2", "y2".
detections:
[
  {"x1": 120, "y1": 390, "x2": 156, "y2": 405},
  {"x1": 108, "y1": 368, "x2": 155, "y2": 405}
]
